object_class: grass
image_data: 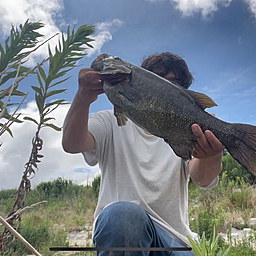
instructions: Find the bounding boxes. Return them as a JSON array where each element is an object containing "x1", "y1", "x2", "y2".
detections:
[
  {"x1": 0, "y1": 178, "x2": 98, "y2": 255},
  {"x1": 0, "y1": 175, "x2": 255, "y2": 255}
]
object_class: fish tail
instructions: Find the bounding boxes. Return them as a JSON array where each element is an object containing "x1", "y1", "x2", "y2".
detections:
[{"x1": 225, "y1": 123, "x2": 256, "y2": 176}]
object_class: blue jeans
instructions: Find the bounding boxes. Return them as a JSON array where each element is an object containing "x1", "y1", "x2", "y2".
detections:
[{"x1": 93, "y1": 201, "x2": 194, "y2": 256}]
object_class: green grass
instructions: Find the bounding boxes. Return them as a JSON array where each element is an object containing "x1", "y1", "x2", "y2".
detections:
[{"x1": 0, "y1": 175, "x2": 255, "y2": 255}]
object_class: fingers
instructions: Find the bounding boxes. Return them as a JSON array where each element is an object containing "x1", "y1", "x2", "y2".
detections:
[
  {"x1": 191, "y1": 124, "x2": 224, "y2": 159},
  {"x1": 78, "y1": 68, "x2": 104, "y2": 92},
  {"x1": 191, "y1": 124, "x2": 211, "y2": 153},
  {"x1": 204, "y1": 130, "x2": 224, "y2": 152}
]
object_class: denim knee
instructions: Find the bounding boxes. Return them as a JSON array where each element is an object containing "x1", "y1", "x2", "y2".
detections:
[{"x1": 93, "y1": 201, "x2": 154, "y2": 248}]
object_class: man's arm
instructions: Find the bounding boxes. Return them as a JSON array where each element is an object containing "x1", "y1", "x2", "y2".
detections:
[
  {"x1": 62, "y1": 68, "x2": 104, "y2": 153},
  {"x1": 189, "y1": 124, "x2": 224, "y2": 187}
]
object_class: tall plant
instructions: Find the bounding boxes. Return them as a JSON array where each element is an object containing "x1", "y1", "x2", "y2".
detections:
[
  {"x1": 0, "y1": 20, "x2": 95, "y2": 254},
  {"x1": 0, "y1": 20, "x2": 45, "y2": 137}
]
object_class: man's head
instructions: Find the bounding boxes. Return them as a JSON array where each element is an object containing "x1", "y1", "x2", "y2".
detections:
[{"x1": 141, "y1": 52, "x2": 194, "y2": 89}]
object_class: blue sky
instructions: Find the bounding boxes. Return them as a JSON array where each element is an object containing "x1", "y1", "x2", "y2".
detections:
[{"x1": 0, "y1": 0, "x2": 256, "y2": 189}]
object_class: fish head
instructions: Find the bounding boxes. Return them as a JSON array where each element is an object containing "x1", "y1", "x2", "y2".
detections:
[{"x1": 91, "y1": 54, "x2": 138, "y2": 108}]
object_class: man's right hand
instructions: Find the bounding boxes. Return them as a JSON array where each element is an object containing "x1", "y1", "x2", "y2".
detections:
[
  {"x1": 78, "y1": 68, "x2": 104, "y2": 104},
  {"x1": 62, "y1": 68, "x2": 103, "y2": 153}
]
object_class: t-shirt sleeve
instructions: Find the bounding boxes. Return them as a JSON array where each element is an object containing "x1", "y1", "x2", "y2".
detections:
[
  {"x1": 199, "y1": 176, "x2": 219, "y2": 190},
  {"x1": 82, "y1": 110, "x2": 113, "y2": 166}
]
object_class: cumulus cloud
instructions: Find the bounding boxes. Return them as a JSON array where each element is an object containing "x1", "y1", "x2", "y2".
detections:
[
  {"x1": 244, "y1": 0, "x2": 256, "y2": 19},
  {"x1": 0, "y1": 0, "x2": 65, "y2": 66},
  {"x1": 0, "y1": 102, "x2": 100, "y2": 190},
  {"x1": 87, "y1": 19, "x2": 124, "y2": 57},
  {"x1": 145, "y1": 0, "x2": 256, "y2": 19},
  {"x1": 171, "y1": 0, "x2": 232, "y2": 18}
]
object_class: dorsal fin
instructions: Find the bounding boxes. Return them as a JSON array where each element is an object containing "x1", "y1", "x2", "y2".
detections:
[{"x1": 186, "y1": 90, "x2": 217, "y2": 109}]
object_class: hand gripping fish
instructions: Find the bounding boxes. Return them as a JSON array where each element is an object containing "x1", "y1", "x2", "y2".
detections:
[{"x1": 91, "y1": 54, "x2": 256, "y2": 176}]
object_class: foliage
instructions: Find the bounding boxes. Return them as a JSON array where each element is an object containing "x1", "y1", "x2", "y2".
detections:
[
  {"x1": 0, "y1": 178, "x2": 98, "y2": 255},
  {"x1": 0, "y1": 189, "x2": 16, "y2": 200},
  {"x1": 188, "y1": 226, "x2": 230, "y2": 256},
  {"x1": 26, "y1": 177, "x2": 97, "y2": 204},
  {"x1": 4, "y1": 215, "x2": 68, "y2": 256},
  {"x1": 191, "y1": 208, "x2": 225, "y2": 240},
  {"x1": 0, "y1": 20, "x2": 95, "y2": 254},
  {"x1": 0, "y1": 176, "x2": 255, "y2": 255},
  {"x1": 0, "y1": 20, "x2": 45, "y2": 137},
  {"x1": 92, "y1": 175, "x2": 101, "y2": 197},
  {"x1": 221, "y1": 153, "x2": 256, "y2": 184}
]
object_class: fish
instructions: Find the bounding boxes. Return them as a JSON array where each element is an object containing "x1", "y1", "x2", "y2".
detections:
[{"x1": 91, "y1": 54, "x2": 256, "y2": 176}]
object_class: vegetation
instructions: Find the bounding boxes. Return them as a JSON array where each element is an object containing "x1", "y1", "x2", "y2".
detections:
[
  {"x1": 0, "y1": 159, "x2": 255, "y2": 255},
  {"x1": 0, "y1": 178, "x2": 98, "y2": 255},
  {"x1": 0, "y1": 19, "x2": 94, "y2": 254}
]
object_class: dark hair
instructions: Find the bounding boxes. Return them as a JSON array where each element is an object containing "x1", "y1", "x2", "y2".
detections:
[{"x1": 141, "y1": 52, "x2": 194, "y2": 89}]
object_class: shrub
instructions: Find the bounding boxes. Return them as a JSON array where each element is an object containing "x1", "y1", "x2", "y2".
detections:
[{"x1": 92, "y1": 175, "x2": 101, "y2": 198}]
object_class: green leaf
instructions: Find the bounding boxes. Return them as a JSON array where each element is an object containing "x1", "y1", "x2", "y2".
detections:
[
  {"x1": 36, "y1": 70, "x2": 44, "y2": 89},
  {"x1": 43, "y1": 117, "x2": 55, "y2": 122},
  {"x1": 46, "y1": 89, "x2": 66, "y2": 98},
  {"x1": 86, "y1": 43, "x2": 94, "y2": 48},
  {"x1": 0, "y1": 20, "x2": 44, "y2": 73},
  {"x1": 48, "y1": 43, "x2": 53, "y2": 57},
  {"x1": 31, "y1": 86, "x2": 42, "y2": 96},
  {"x1": 48, "y1": 76, "x2": 71, "y2": 88},
  {"x1": 37, "y1": 65, "x2": 47, "y2": 82},
  {"x1": 187, "y1": 236, "x2": 202, "y2": 256},
  {"x1": 44, "y1": 123, "x2": 62, "y2": 131},
  {"x1": 0, "y1": 42, "x2": 5, "y2": 56},
  {"x1": 23, "y1": 116, "x2": 38, "y2": 125},
  {"x1": 11, "y1": 89, "x2": 26, "y2": 96},
  {"x1": 3, "y1": 112, "x2": 23, "y2": 123},
  {"x1": 0, "y1": 123, "x2": 13, "y2": 137},
  {"x1": 52, "y1": 68, "x2": 73, "y2": 81},
  {"x1": 35, "y1": 93, "x2": 44, "y2": 113},
  {"x1": 44, "y1": 99, "x2": 67, "y2": 108},
  {"x1": 0, "y1": 71, "x2": 19, "y2": 86}
]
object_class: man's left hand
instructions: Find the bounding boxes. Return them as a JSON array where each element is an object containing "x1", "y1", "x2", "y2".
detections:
[{"x1": 191, "y1": 124, "x2": 224, "y2": 159}]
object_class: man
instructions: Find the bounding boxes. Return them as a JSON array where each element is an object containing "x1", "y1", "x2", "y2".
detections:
[{"x1": 62, "y1": 52, "x2": 223, "y2": 255}]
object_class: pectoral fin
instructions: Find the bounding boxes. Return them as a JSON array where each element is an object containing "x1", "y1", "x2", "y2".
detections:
[
  {"x1": 119, "y1": 86, "x2": 141, "y2": 103},
  {"x1": 114, "y1": 105, "x2": 128, "y2": 126}
]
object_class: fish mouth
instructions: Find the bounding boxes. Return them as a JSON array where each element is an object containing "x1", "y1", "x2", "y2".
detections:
[{"x1": 102, "y1": 73, "x2": 131, "y2": 87}]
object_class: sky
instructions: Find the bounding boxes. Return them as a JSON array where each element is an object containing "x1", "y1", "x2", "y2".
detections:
[{"x1": 0, "y1": 0, "x2": 256, "y2": 189}]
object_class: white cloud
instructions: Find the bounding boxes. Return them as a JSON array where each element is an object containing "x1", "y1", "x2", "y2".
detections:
[
  {"x1": 244, "y1": 0, "x2": 256, "y2": 19},
  {"x1": 170, "y1": 0, "x2": 256, "y2": 19},
  {"x1": 0, "y1": 102, "x2": 100, "y2": 190},
  {"x1": 171, "y1": 0, "x2": 232, "y2": 18},
  {"x1": 86, "y1": 19, "x2": 124, "y2": 57},
  {"x1": 0, "y1": 0, "x2": 64, "y2": 66}
]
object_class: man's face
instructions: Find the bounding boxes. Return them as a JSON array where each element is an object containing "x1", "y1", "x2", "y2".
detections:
[
  {"x1": 162, "y1": 71, "x2": 176, "y2": 81},
  {"x1": 162, "y1": 71, "x2": 184, "y2": 87}
]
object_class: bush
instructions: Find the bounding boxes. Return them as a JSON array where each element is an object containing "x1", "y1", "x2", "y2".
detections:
[
  {"x1": 9, "y1": 216, "x2": 50, "y2": 255},
  {"x1": 221, "y1": 154, "x2": 256, "y2": 184},
  {"x1": 92, "y1": 175, "x2": 101, "y2": 198}
]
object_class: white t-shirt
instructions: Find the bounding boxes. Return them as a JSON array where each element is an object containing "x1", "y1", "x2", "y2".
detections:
[{"x1": 83, "y1": 109, "x2": 218, "y2": 246}]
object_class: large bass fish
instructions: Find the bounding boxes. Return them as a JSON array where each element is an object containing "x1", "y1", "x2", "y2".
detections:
[{"x1": 91, "y1": 54, "x2": 256, "y2": 176}]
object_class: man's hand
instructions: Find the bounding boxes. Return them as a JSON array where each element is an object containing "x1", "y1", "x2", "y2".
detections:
[
  {"x1": 189, "y1": 124, "x2": 224, "y2": 187},
  {"x1": 78, "y1": 68, "x2": 104, "y2": 104},
  {"x1": 62, "y1": 68, "x2": 103, "y2": 153},
  {"x1": 191, "y1": 124, "x2": 224, "y2": 159}
]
